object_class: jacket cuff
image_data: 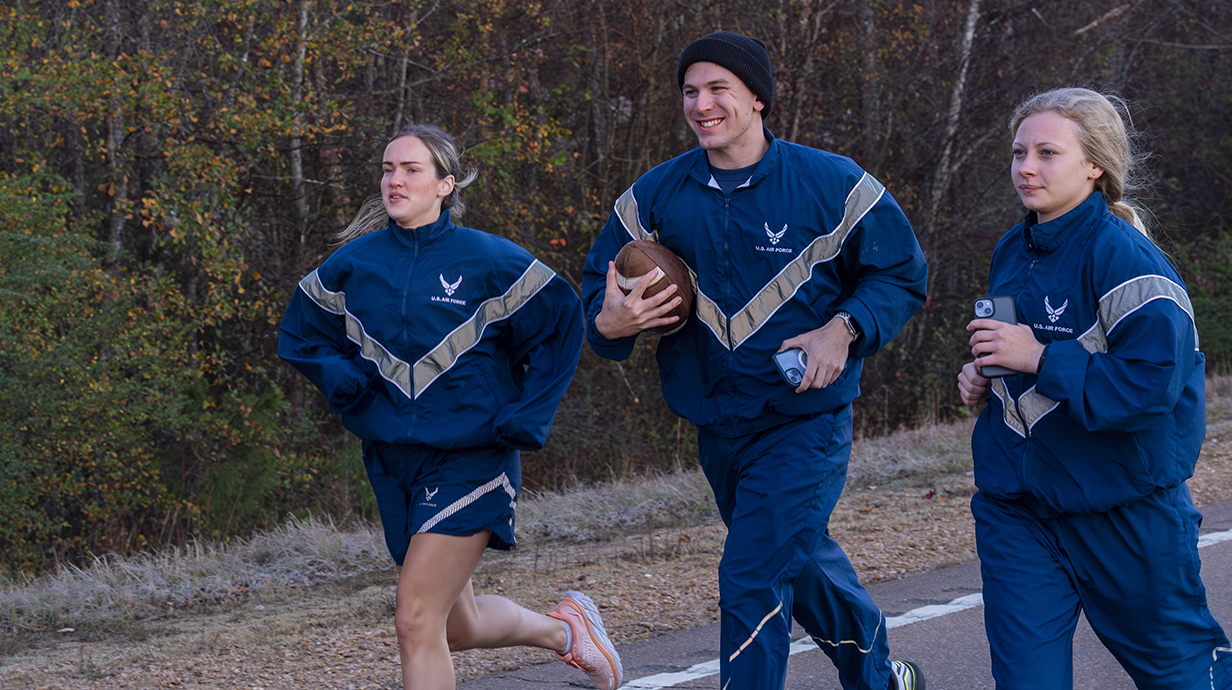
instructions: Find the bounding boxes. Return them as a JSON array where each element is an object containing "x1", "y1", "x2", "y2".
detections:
[
  {"x1": 836, "y1": 299, "x2": 876, "y2": 356},
  {"x1": 585, "y1": 293, "x2": 637, "y2": 359},
  {"x1": 334, "y1": 377, "x2": 377, "y2": 416},
  {"x1": 1034, "y1": 338, "x2": 1090, "y2": 401},
  {"x1": 1036, "y1": 342, "x2": 1051, "y2": 375}
]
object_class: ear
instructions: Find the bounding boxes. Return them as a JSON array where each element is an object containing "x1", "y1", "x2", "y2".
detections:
[
  {"x1": 438, "y1": 174, "x2": 455, "y2": 198},
  {"x1": 752, "y1": 98, "x2": 765, "y2": 114},
  {"x1": 1088, "y1": 162, "x2": 1104, "y2": 180}
]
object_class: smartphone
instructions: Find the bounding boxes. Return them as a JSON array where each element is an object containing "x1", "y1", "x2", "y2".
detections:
[
  {"x1": 774, "y1": 348, "x2": 808, "y2": 386},
  {"x1": 973, "y1": 296, "x2": 1018, "y2": 378}
]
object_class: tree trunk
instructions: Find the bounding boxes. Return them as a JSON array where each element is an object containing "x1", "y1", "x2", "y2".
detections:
[
  {"x1": 103, "y1": 0, "x2": 128, "y2": 264},
  {"x1": 583, "y1": 0, "x2": 613, "y2": 209},
  {"x1": 924, "y1": 0, "x2": 982, "y2": 241},
  {"x1": 859, "y1": 0, "x2": 882, "y2": 168},
  {"x1": 289, "y1": 0, "x2": 311, "y2": 267}
]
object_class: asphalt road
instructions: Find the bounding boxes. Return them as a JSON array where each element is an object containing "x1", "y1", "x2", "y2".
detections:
[{"x1": 458, "y1": 499, "x2": 1232, "y2": 690}]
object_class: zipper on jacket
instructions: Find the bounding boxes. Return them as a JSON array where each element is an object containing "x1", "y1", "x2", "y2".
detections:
[
  {"x1": 403, "y1": 228, "x2": 420, "y2": 436},
  {"x1": 1008, "y1": 393, "x2": 1029, "y2": 436},
  {"x1": 722, "y1": 195, "x2": 733, "y2": 346},
  {"x1": 401, "y1": 227, "x2": 420, "y2": 317},
  {"x1": 1026, "y1": 237, "x2": 1041, "y2": 272},
  {"x1": 718, "y1": 192, "x2": 738, "y2": 408}
]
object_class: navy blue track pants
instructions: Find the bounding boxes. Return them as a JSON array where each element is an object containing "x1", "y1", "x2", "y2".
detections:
[
  {"x1": 698, "y1": 406, "x2": 893, "y2": 690},
  {"x1": 973, "y1": 486, "x2": 1232, "y2": 690}
]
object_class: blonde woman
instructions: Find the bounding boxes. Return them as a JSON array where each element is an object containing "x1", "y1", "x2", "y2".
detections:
[
  {"x1": 959, "y1": 88, "x2": 1231, "y2": 689},
  {"x1": 279, "y1": 125, "x2": 622, "y2": 690}
]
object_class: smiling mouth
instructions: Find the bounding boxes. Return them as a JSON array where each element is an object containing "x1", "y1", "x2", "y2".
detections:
[{"x1": 697, "y1": 118, "x2": 723, "y2": 129}]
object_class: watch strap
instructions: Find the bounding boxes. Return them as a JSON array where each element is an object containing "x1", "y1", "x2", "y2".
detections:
[{"x1": 836, "y1": 311, "x2": 861, "y2": 340}]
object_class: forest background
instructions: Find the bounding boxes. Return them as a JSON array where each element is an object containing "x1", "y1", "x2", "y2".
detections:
[{"x1": 1, "y1": 0, "x2": 1230, "y2": 575}]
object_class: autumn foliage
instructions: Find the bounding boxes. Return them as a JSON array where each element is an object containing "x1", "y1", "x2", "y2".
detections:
[{"x1": 1, "y1": 0, "x2": 1230, "y2": 574}]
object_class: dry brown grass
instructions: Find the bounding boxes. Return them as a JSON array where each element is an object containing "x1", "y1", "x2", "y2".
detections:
[{"x1": 3, "y1": 377, "x2": 1229, "y2": 689}]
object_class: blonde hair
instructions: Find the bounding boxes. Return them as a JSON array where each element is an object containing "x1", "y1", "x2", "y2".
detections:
[
  {"x1": 1010, "y1": 87, "x2": 1151, "y2": 237},
  {"x1": 335, "y1": 124, "x2": 479, "y2": 243}
]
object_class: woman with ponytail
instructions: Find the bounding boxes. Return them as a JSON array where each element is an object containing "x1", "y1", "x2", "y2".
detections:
[
  {"x1": 957, "y1": 88, "x2": 1231, "y2": 689},
  {"x1": 278, "y1": 125, "x2": 623, "y2": 690}
]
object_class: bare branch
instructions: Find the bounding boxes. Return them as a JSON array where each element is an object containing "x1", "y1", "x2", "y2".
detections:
[
  {"x1": 1073, "y1": 2, "x2": 1133, "y2": 37},
  {"x1": 1130, "y1": 40, "x2": 1232, "y2": 50}
]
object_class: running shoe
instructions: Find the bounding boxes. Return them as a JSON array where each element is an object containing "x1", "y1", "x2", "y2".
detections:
[
  {"x1": 546, "y1": 590, "x2": 624, "y2": 690},
  {"x1": 890, "y1": 659, "x2": 926, "y2": 690}
]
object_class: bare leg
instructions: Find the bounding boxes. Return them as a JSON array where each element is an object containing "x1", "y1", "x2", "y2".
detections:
[
  {"x1": 446, "y1": 579, "x2": 568, "y2": 652},
  {"x1": 393, "y1": 531, "x2": 568, "y2": 690},
  {"x1": 394, "y1": 531, "x2": 487, "y2": 690}
]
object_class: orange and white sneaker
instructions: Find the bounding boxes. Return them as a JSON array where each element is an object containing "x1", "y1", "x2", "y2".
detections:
[{"x1": 546, "y1": 590, "x2": 624, "y2": 690}]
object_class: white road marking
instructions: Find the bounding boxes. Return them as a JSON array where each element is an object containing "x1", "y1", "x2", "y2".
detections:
[
  {"x1": 1200, "y1": 529, "x2": 1232, "y2": 548},
  {"x1": 885, "y1": 592, "x2": 986, "y2": 629},
  {"x1": 621, "y1": 528, "x2": 1232, "y2": 690},
  {"x1": 621, "y1": 660, "x2": 721, "y2": 688}
]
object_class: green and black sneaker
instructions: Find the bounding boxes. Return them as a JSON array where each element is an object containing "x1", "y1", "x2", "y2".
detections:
[{"x1": 890, "y1": 660, "x2": 925, "y2": 690}]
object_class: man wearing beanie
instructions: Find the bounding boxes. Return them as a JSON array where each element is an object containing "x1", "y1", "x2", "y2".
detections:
[{"x1": 582, "y1": 30, "x2": 928, "y2": 690}]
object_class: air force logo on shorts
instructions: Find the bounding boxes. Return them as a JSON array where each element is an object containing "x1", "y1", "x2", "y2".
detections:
[{"x1": 421, "y1": 487, "x2": 439, "y2": 507}]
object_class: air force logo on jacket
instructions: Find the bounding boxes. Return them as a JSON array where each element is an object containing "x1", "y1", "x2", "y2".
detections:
[
  {"x1": 440, "y1": 274, "x2": 462, "y2": 296},
  {"x1": 1045, "y1": 296, "x2": 1068, "y2": 323},
  {"x1": 1035, "y1": 296, "x2": 1074, "y2": 334},
  {"x1": 278, "y1": 210, "x2": 584, "y2": 453},
  {"x1": 755, "y1": 222, "x2": 792, "y2": 254},
  {"x1": 434, "y1": 274, "x2": 466, "y2": 305}
]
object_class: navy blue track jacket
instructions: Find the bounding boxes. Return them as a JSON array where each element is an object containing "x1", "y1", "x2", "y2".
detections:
[
  {"x1": 581, "y1": 130, "x2": 928, "y2": 433},
  {"x1": 278, "y1": 211, "x2": 584, "y2": 452},
  {"x1": 974, "y1": 192, "x2": 1206, "y2": 515}
]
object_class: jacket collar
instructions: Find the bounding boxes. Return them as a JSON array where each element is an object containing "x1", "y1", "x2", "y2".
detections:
[
  {"x1": 387, "y1": 209, "x2": 455, "y2": 248},
  {"x1": 1022, "y1": 191, "x2": 1106, "y2": 255},
  {"x1": 748, "y1": 128, "x2": 780, "y2": 186},
  {"x1": 687, "y1": 127, "x2": 779, "y2": 189}
]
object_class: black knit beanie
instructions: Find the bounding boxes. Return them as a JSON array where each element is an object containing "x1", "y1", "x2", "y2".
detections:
[{"x1": 677, "y1": 31, "x2": 774, "y2": 114}]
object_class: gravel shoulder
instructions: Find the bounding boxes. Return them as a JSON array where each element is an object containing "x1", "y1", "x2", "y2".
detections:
[{"x1": 5, "y1": 433, "x2": 1231, "y2": 690}]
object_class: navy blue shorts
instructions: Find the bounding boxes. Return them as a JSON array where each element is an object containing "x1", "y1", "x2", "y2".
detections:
[{"x1": 362, "y1": 440, "x2": 521, "y2": 565}]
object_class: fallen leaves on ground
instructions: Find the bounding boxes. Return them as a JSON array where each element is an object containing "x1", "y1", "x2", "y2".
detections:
[{"x1": 6, "y1": 442, "x2": 1231, "y2": 690}]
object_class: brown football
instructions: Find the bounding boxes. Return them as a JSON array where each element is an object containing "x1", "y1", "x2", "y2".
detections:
[{"x1": 613, "y1": 239, "x2": 694, "y2": 336}]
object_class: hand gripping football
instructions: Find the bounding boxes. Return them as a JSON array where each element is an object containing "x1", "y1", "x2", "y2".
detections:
[{"x1": 613, "y1": 239, "x2": 694, "y2": 336}]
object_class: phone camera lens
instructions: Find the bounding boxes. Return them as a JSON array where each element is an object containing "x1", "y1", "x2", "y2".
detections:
[{"x1": 975, "y1": 301, "x2": 992, "y2": 317}]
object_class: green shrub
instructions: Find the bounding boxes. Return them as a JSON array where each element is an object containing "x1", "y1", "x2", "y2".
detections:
[
  {"x1": 0, "y1": 170, "x2": 191, "y2": 571},
  {"x1": 1175, "y1": 234, "x2": 1232, "y2": 372}
]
